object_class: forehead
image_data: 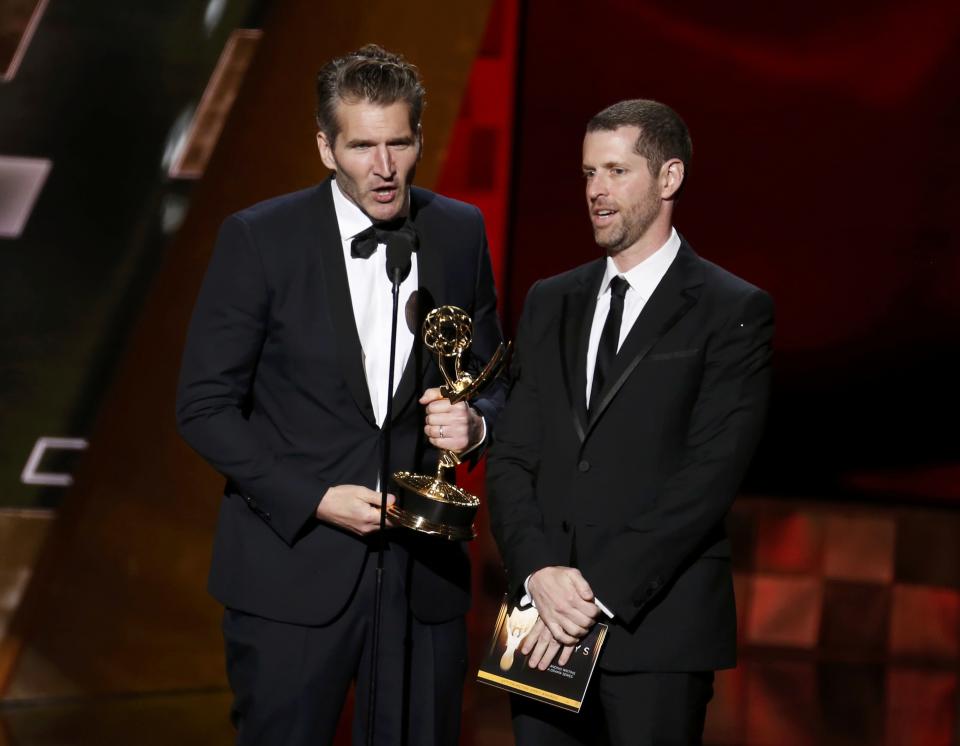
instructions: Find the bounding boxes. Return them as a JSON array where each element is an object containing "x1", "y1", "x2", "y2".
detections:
[
  {"x1": 582, "y1": 126, "x2": 644, "y2": 163},
  {"x1": 333, "y1": 99, "x2": 415, "y2": 140}
]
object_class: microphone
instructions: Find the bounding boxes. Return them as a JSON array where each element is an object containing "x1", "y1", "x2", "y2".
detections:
[
  {"x1": 369, "y1": 217, "x2": 416, "y2": 746},
  {"x1": 384, "y1": 224, "x2": 416, "y2": 284}
]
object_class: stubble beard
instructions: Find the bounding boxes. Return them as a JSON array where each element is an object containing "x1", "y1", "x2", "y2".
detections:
[{"x1": 594, "y1": 193, "x2": 660, "y2": 256}]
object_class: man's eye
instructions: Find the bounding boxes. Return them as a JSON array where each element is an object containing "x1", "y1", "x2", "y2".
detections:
[
  {"x1": 583, "y1": 171, "x2": 594, "y2": 179},
  {"x1": 612, "y1": 168, "x2": 626, "y2": 175}
]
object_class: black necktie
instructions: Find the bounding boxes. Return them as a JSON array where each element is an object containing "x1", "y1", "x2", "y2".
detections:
[
  {"x1": 350, "y1": 219, "x2": 417, "y2": 259},
  {"x1": 589, "y1": 275, "x2": 629, "y2": 412}
]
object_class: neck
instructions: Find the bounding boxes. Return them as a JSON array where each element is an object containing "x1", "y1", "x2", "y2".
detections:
[{"x1": 609, "y1": 219, "x2": 672, "y2": 274}]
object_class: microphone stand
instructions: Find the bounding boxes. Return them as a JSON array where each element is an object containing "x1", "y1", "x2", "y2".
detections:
[{"x1": 367, "y1": 243, "x2": 409, "y2": 746}]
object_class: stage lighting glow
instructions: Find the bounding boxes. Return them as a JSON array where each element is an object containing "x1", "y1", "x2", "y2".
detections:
[
  {"x1": 204, "y1": 0, "x2": 227, "y2": 36},
  {"x1": 20, "y1": 437, "x2": 89, "y2": 487},
  {"x1": 161, "y1": 106, "x2": 196, "y2": 175},
  {"x1": 0, "y1": 155, "x2": 51, "y2": 238}
]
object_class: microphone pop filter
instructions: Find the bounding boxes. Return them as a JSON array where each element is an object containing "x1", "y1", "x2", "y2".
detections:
[{"x1": 385, "y1": 224, "x2": 417, "y2": 284}]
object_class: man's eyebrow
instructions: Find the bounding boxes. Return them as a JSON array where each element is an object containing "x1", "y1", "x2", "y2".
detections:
[
  {"x1": 582, "y1": 161, "x2": 626, "y2": 170},
  {"x1": 344, "y1": 136, "x2": 415, "y2": 147}
]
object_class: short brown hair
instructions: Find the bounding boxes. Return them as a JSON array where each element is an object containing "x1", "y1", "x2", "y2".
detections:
[
  {"x1": 587, "y1": 99, "x2": 692, "y2": 182},
  {"x1": 315, "y1": 44, "x2": 425, "y2": 143}
]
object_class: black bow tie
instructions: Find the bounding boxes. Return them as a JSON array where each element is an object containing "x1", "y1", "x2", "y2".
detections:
[{"x1": 350, "y1": 219, "x2": 418, "y2": 259}]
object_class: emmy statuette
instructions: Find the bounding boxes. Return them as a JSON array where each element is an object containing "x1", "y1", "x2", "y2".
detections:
[{"x1": 389, "y1": 305, "x2": 509, "y2": 540}]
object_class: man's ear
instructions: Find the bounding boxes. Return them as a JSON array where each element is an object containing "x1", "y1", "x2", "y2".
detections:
[
  {"x1": 416, "y1": 123, "x2": 424, "y2": 162},
  {"x1": 316, "y1": 130, "x2": 337, "y2": 171},
  {"x1": 661, "y1": 159, "x2": 685, "y2": 200}
]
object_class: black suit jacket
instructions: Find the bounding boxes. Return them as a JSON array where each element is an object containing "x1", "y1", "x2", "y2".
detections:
[
  {"x1": 176, "y1": 178, "x2": 504, "y2": 626},
  {"x1": 487, "y1": 238, "x2": 773, "y2": 671}
]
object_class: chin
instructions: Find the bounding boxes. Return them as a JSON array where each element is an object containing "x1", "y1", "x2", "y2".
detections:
[
  {"x1": 594, "y1": 229, "x2": 621, "y2": 249},
  {"x1": 367, "y1": 199, "x2": 406, "y2": 222},
  {"x1": 366, "y1": 206, "x2": 399, "y2": 221}
]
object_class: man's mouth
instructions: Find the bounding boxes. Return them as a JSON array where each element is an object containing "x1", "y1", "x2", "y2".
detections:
[
  {"x1": 592, "y1": 207, "x2": 617, "y2": 226},
  {"x1": 372, "y1": 186, "x2": 398, "y2": 203}
]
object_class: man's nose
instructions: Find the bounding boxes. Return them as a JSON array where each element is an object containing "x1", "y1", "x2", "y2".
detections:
[
  {"x1": 373, "y1": 146, "x2": 394, "y2": 177},
  {"x1": 587, "y1": 175, "x2": 607, "y2": 201}
]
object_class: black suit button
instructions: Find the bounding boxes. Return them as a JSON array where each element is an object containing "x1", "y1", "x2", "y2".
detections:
[
  {"x1": 578, "y1": 460, "x2": 590, "y2": 472},
  {"x1": 561, "y1": 520, "x2": 570, "y2": 533}
]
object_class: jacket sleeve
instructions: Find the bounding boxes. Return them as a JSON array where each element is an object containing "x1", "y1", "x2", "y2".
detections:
[
  {"x1": 175, "y1": 215, "x2": 327, "y2": 545},
  {"x1": 487, "y1": 281, "x2": 565, "y2": 598},
  {"x1": 580, "y1": 288, "x2": 774, "y2": 624}
]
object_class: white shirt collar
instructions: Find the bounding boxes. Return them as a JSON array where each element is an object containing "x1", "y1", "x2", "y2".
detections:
[
  {"x1": 598, "y1": 227, "x2": 681, "y2": 301},
  {"x1": 331, "y1": 177, "x2": 373, "y2": 242}
]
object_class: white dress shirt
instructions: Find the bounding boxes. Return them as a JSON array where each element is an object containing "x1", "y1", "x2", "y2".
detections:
[
  {"x1": 585, "y1": 227, "x2": 681, "y2": 404},
  {"x1": 331, "y1": 179, "x2": 418, "y2": 429},
  {"x1": 332, "y1": 180, "x2": 485, "y2": 482},
  {"x1": 522, "y1": 228, "x2": 681, "y2": 621}
]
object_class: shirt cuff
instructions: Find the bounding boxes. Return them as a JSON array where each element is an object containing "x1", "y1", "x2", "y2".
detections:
[
  {"x1": 458, "y1": 411, "x2": 487, "y2": 458},
  {"x1": 521, "y1": 574, "x2": 614, "y2": 619},
  {"x1": 520, "y1": 574, "x2": 533, "y2": 607},
  {"x1": 594, "y1": 597, "x2": 614, "y2": 619}
]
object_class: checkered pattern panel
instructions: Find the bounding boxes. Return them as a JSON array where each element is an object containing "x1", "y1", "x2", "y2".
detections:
[
  {"x1": 733, "y1": 499, "x2": 960, "y2": 661},
  {"x1": 710, "y1": 498, "x2": 960, "y2": 744}
]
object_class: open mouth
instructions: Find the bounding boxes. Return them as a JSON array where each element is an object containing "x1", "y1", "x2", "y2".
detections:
[
  {"x1": 592, "y1": 208, "x2": 617, "y2": 226},
  {"x1": 372, "y1": 186, "x2": 398, "y2": 203}
]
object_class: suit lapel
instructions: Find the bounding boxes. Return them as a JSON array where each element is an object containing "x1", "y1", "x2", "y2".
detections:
[
  {"x1": 584, "y1": 242, "x2": 704, "y2": 437},
  {"x1": 390, "y1": 192, "x2": 446, "y2": 422},
  {"x1": 560, "y1": 260, "x2": 605, "y2": 442},
  {"x1": 314, "y1": 179, "x2": 377, "y2": 425}
]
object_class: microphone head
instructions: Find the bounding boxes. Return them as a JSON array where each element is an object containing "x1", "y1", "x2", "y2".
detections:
[{"x1": 385, "y1": 224, "x2": 417, "y2": 283}]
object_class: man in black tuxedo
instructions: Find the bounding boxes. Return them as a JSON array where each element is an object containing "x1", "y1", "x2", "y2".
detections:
[
  {"x1": 487, "y1": 99, "x2": 774, "y2": 744},
  {"x1": 176, "y1": 45, "x2": 503, "y2": 745}
]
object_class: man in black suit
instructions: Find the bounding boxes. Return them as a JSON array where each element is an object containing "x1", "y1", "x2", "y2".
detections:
[
  {"x1": 176, "y1": 45, "x2": 503, "y2": 745},
  {"x1": 487, "y1": 99, "x2": 774, "y2": 744}
]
